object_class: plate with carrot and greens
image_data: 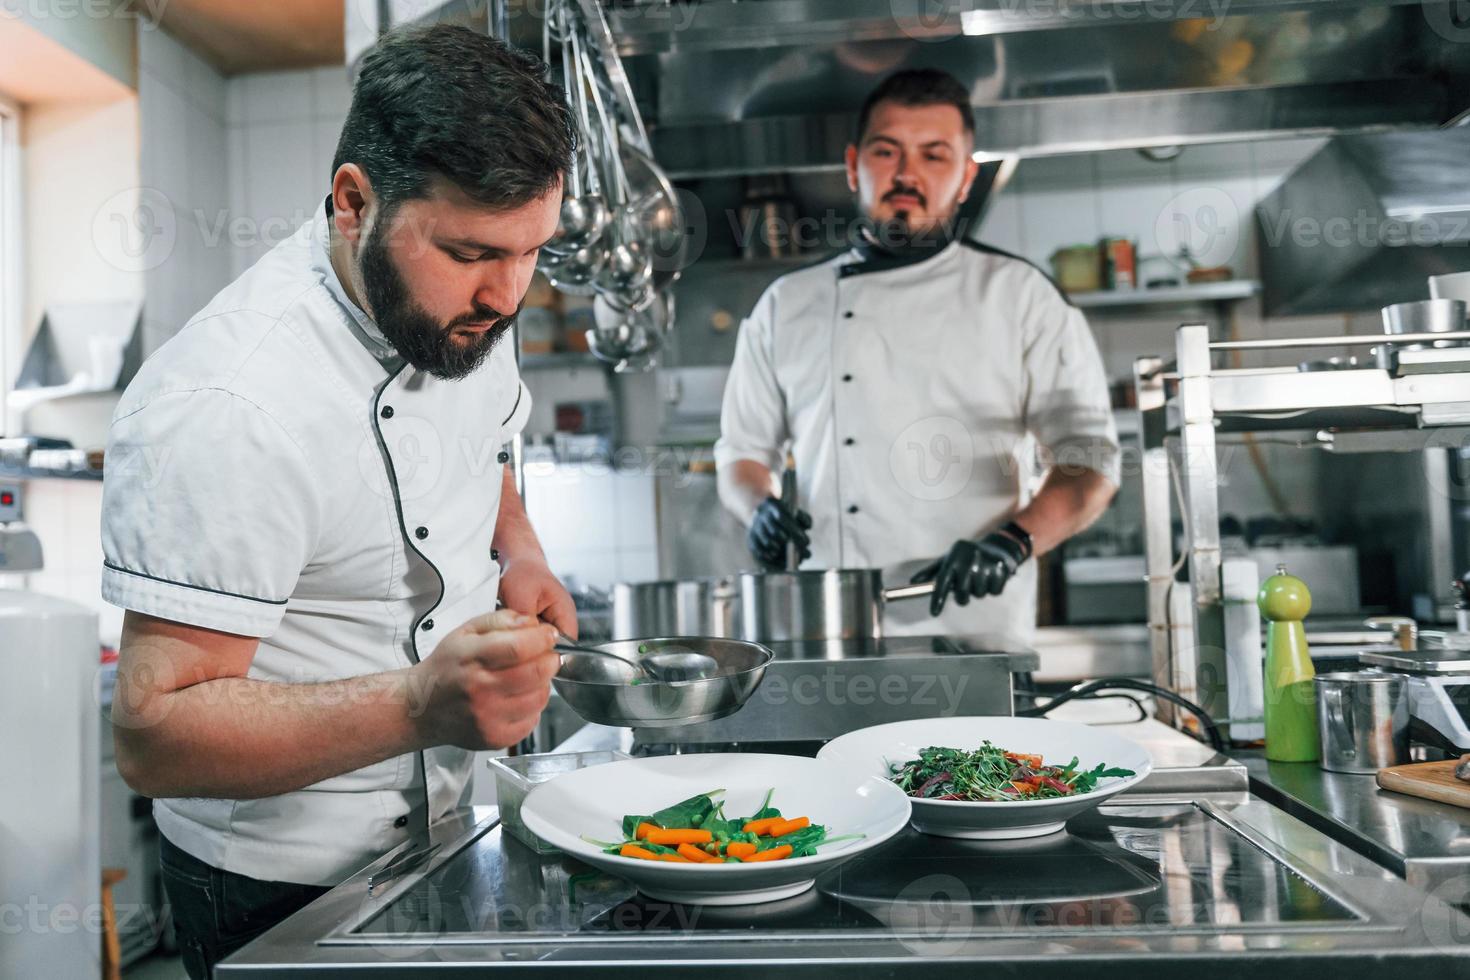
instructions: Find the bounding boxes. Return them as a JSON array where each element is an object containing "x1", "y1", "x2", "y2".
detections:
[{"x1": 520, "y1": 753, "x2": 911, "y2": 905}]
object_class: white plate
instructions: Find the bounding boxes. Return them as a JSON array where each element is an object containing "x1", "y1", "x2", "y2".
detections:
[
  {"x1": 816, "y1": 717, "x2": 1153, "y2": 840},
  {"x1": 520, "y1": 753, "x2": 911, "y2": 905}
]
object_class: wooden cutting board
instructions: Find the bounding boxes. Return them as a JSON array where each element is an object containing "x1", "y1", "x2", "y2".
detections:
[{"x1": 1376, "y1": 759, "x2": 1470, "y2": 808}]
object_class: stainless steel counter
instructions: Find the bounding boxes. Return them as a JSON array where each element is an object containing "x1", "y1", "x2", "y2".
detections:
[
  {"x1": 217, "y1": 724, "x2": 1470, "y2": 976},
  {"x1": 1244, "y1": 754, "x2": 1470, "y2": 900}
]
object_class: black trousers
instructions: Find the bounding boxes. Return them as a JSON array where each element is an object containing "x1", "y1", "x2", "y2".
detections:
[{"x1": 159, "y1": 833, "x2": 331, "y2": 979}]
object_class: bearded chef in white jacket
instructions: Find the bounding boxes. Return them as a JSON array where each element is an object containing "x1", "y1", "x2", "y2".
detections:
[{"x1": 715, "y1": 69, "x2": 1121, "y2": 646}]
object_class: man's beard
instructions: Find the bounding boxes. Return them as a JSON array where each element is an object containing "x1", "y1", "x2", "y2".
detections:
[
  {"x1": 863, "y1": 187, "x2": 959, "y2": 249},
  {"x1": 358, "y1": 226, "x2": 516, "y2": 381}
]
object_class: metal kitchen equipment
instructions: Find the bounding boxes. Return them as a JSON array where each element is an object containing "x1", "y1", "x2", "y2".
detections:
[
  {"x1": 484, "y1": 749, "x2": 630, "y2": 854},
  {"x1": 552, "y1": 636, "x2": 772, "y2": 727},
  {"x1": 737, "y1": 569, "x2": 934, "y2": 642},
  {"x1": 1313, "y1": 671, "x2": 1410, "y2": 773},
  {"x1": 215, "y1": 720, "x2": 1470, "y2": 977},
  {"x1": 634, "y1": 637, "x2": 1035, "y2": 747},
  {"x1": 1382, "y1": 299, "x2": 1467, "y2": 346},
  {"x1": 553, "y1": 632, "x2": 717, "y2": 683},
  {"x1": 536, "y1": 0, "x2": 687, "y2": 370},
  {"x1": 1359, "y1": 635, "x2": 1470, "y2": 752},
  {"x1": 612, "y1": 577, "x2": 738, "y2": 640},
  {"x1": 1, "y1": 585, "x2": 99, "y2": 978},
  {"x1": 1135, "y1": 321, "x2": 1470, "y2": 739}
]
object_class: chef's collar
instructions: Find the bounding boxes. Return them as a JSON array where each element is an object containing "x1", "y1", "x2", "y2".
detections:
[
  {"x1": 842, "y1": 221, "x2": 959, "y2": 278},
  {"x1": 312, "y1": 195, "x2": 403, "y2": 370}
]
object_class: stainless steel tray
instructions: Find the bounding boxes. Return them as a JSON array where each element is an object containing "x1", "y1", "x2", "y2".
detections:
[{"x1": 217, "y1": 789, "x2": 1470, "y2": 976}]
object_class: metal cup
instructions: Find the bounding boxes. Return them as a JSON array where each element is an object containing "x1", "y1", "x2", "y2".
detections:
[{"x1": 1314, "y1": 672, "x2": 1409, "y2": 774}]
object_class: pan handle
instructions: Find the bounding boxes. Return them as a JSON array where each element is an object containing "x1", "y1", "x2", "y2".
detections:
[{"x1": 883, "y1": 581, "x2": 936, "y2": 602}]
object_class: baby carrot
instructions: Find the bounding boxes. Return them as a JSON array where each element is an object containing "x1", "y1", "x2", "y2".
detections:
[
  {"x1": 644, "y1": 828, "x2": 713, "y2": 846},
  {"x1": 656, "y1": 853, "x2": 691, "y2": 862},
  {"x1": 634, "y1": 822, "x2": 659, "y2": 841},
  {"x1": 744, "y1": 844, "x2": 793, "y2": 863},
  {"x1": 725, "y1": 841, "x2": 758, "y2": 859},
  {"x1": 619, "y1": 844, "x2": 661, "y2": 861},
  {"x1": 767, "y1": 817, "x2": 809, "y2": 837},
  {"x1": 677, "y1": 843, "x2": 717, "y2": 863},
  {"x1": 741, "y1": 817, "x2": 783, "y2": 836}
]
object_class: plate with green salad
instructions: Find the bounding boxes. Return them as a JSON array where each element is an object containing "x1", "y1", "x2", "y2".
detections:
[
  {"x1": 816, "y1": 717, "x2": 1152, "y2": 839},
  {"x1": 520, "y1": 753, "x2": 911, "y2": 905}
]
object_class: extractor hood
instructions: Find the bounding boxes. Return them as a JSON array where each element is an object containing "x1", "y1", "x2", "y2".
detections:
[
  {"x1": 1256, "y1": 126, "x2": 1470, "y2": 315},
  {"x1": 595, "y1": 0, "x2": 1470, "y2": 178},
  {"x1": 391, "y1": 1, "x2": 1470, "y2": 179}
]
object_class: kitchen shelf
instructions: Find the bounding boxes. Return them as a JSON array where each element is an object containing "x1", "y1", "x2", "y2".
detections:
[
  {"x1": 1074, "y1": 280, "x2": 1260, "y2": 309},
  {"x1": 518, "y1": 352, "x2": 606, "y2": 371},
  {"x1": 0, "y1": 464, "x2": 103, "y2": 482}
]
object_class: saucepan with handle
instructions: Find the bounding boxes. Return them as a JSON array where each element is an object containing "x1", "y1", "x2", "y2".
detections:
[{"x1": 737, "y1": 569, "x2": 935, "y2": 642}]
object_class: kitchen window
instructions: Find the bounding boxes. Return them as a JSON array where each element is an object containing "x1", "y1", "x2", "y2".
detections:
[{"x1": 0, "y1": 93, "x2": 17, "y2": 432}]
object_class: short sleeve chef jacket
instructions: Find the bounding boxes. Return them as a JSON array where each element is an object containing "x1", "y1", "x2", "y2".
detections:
[
  {"x1": 715, "y1": 238, "x2": 1120, "y2": 646},
  {"x1": 100, "y1": 199, "x2": 531, "y2": 886}
]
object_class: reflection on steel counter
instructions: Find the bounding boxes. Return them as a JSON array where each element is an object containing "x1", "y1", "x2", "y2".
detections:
[{"x1": 215, "y1": 788, "x2": 1470, "y2": 976}]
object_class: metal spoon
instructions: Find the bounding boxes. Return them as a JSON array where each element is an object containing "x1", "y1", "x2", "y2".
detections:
[{"x1": 553, "y1": 633, "x2": 717, "y2": 684}]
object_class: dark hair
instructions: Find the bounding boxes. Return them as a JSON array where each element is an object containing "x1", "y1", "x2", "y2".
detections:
[
  {"x1": 854, "y1": 69, "x2": 975, "y2": 144},
  {"x1": 333, "y1": 25, "x2": 574, "y2": 212}
]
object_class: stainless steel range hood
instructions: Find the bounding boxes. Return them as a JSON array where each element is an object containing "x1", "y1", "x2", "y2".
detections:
[
  {"x1": 1256, "y1": 126, "x2": 1470, "y2": 315},
  {"x1": 573, "y1": 0, "x2": 1470, "y2": 178},
  {"x1": 395, "y1": 2, "x2": 1470, "y2": 177}
]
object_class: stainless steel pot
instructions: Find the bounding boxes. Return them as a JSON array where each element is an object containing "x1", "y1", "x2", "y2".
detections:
[
  {"x1": 1382, "y1": 299, "x2": 1467, "y2": 348},
  {"x1": 1314, "y1": 671, "x2": 1410, "y2": 774},
  {"x1": 737, "y1": 569, "x2": 934, "y2": 642},
  {"x1": 612, "y1": 577, "x2": 738, "y2": 640}
]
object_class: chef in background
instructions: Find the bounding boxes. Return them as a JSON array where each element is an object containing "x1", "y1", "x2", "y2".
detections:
[{"x1": 715, "y1": 68, "x2": 1120, "y2": 645}]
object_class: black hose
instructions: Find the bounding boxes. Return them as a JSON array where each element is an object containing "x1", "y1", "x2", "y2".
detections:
[{"x1": 1017, "y1": 678, "x2": 1227, "y2": 753}]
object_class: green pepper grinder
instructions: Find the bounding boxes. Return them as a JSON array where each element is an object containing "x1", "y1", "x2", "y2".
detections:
[{"x1": 1259, "y1": 564, "x2": 1320, "y2": 762}]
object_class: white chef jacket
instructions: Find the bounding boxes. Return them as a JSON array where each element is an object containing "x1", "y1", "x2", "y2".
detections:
[
  {"x1": 715, "y1": 237, "x2": 1119, "y2": 646},
  {"x1": 101, "y1": 199, "x2": 531, "y2": 886}
]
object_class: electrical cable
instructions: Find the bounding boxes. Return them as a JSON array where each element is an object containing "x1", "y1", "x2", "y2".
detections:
[
  {"x1": 1017, "y1": 678, "x2": 1226, "y2": 752},
  {"x1": 1013, "y1": 684, "x2": 1149, "y2": 724}
]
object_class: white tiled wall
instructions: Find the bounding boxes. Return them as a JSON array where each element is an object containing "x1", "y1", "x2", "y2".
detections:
[
  {"x1": 978, "y1": 137, "x2": 1329, "y2": 279},
  {"x1": 137, "y1": 24, "x2": 231, "y2": 356},
  {"x1": 523, "y1": 466, "x2": 660, "y2": 590},
  {"x1": 225, "y1": 67, "x2": 351, "y2": 276}
]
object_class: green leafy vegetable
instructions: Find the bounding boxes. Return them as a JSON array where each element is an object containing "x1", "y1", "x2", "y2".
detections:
[{"x1": 888, "y1": 742, "x2": 1135, "y2": 803}]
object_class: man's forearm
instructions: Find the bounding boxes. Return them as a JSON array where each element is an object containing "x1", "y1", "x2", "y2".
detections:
[
  {"x1": 1012, "y1": 467, "x2": 1117, "y2": 557},
  {"x1": 717, "y1": 459, "x2": 777, "y2": 526},
  {"x1": 113, "y1": 670, "x2": 426, "y2": 800},
  {"x1": 492, "y1": 464, "x2": 545, "y2": 562}
]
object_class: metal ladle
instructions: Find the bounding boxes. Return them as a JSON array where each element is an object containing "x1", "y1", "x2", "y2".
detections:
[{"x1": 553, "y1": 632, "x2": 718, "y2": 684}]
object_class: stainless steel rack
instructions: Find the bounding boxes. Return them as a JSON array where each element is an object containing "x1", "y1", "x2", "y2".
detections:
[{"x1": 1133, "y1": 324, "x2": 1470, "y2": 737}]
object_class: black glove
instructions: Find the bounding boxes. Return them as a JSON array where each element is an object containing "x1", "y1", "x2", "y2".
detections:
[
  {"x1": 911, "y1": 521, "x2": 1033, "y2": 616},
  {"x1": 747, "y1": 496, "x2": 812, "y2": 570}
]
